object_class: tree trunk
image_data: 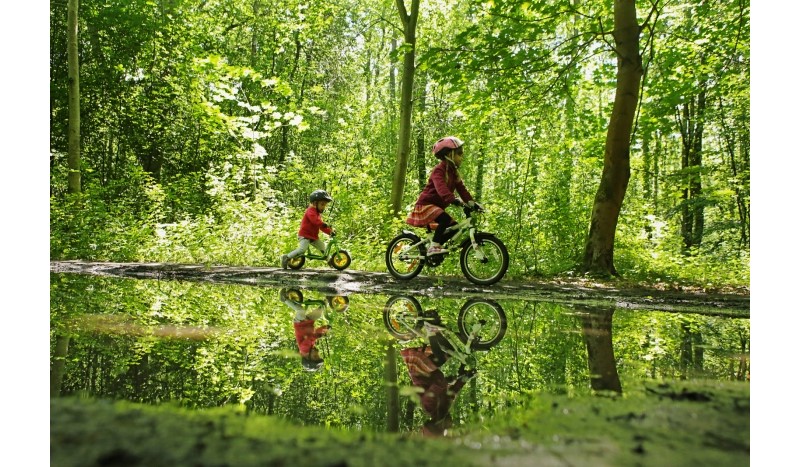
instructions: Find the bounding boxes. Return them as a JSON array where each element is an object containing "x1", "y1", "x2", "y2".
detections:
[
  {"x1": 67, "y1": 0, "x2": 81, "y2": 194},
  {"x1": 678, "y1": 84, "x2": 707, "y2": 253},
  {"x1": 581, "y1": 0, "x2": 642, "y2": 276},
  {"x1": 415, "y1": 72, "x2": 427, "y2": 192},
  {"x1": 578, "y1": 306, "x2": 622, "y2": 393},
  {"x1": 719, "y1": 98, "x2": 750, "y2": 247},
  {"x1": 389, "y1": 0, "x2": 420, "y2": 216},
  {"x1": 690, "y1": 88, "x2": 706, "y2": 248},
  {"x1": 50, "y1": 335, "x2": 71, "y2": 397},
  {"x1": 385, "y1": 342, "x2": 400, "y2": 432}
]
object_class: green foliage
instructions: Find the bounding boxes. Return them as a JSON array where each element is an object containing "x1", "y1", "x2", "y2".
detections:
[
  {"x1": 49, "y1": 0, "x2": 749, "y2": 289},
  {"x1": 50, "y1": 171, "x2": 162, "y2": 261}
]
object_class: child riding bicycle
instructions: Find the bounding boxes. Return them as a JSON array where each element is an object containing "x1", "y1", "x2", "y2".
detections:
[
  {"x1": 281, "y1": 189, "x2": 336, "y2": 269},
  {"x1": 406, "y1": 136, "x2": 482, "y2": 256}
]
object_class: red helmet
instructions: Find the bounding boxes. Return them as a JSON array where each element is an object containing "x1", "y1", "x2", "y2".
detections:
[{"x1": 432, "y1": 136, "x2": 464, "y2": 159}]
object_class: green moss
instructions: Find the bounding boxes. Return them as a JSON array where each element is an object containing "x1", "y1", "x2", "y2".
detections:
[{"x1": 52, "y1": 379, "x2": 748, "y2": 466}]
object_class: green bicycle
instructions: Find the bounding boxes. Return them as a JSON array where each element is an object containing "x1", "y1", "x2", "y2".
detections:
[{"x1": 286, "y1": 233, "x2": 352, "y2": 271}]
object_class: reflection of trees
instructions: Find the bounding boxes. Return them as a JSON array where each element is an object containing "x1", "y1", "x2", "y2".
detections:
[
  {"x1": 51, "y1": 273, "x2": 751, "y2": 434},
  {"x1": 576, "y1": 306, "x2": 622, "y2": 394},
  {"x1": 680, "y1": 318, "x2": 704, "y2": 380},
  {"x1": 50, "y1": 335, "x2": 70, "y2": 397},
  {"x1": 385, "y1": 341, "x2": 399, "y2": 432}
]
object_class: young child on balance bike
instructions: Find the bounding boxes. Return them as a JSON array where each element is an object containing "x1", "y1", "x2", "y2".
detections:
[{"x1": 281, "y1": 189, "x2": 336, "y2": 269}]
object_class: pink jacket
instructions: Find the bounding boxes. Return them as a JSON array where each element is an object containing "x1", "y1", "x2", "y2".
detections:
[{"x1": 414, "y1": 160, "x2": 473, "y2": 209}]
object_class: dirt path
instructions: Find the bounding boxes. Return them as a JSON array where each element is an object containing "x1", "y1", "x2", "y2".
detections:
[{"x1": 50, "y1": 260, "x2": 749, "y2": 317}]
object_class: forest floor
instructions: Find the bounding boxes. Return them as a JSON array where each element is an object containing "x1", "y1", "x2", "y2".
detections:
[
  {"x1": 51, "y1": 379, "x2": 750, "y2": 467},
  {"x1": 49, "y1": 260, "x2": 752, "y2": 466},
  {"x1": 50, "y1": 260, "x2": 750, "y2": 317}
]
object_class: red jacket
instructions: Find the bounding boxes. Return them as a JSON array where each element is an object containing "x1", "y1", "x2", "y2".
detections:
[
  {"x1": 414, "y1": 160, "x2": 473, "y2": 209},
  {"x1": 293, "y1": 320, "x2": 329, "y2": 356},
  {"x1": 298, "y1": 205, "x2": 332, "y2": 241}
]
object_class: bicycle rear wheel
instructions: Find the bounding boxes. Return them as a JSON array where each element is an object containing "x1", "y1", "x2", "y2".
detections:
[
  {"x1": 385, "y1": 233, "x2": 425, "y2": 280},
  {"x1": 383, "y1": 295, "x2": 424, "y2": 341}
]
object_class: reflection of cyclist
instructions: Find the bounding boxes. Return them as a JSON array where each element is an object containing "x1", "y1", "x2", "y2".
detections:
[
  {"x1": 281, "y1": 189, "x2": 336, "y2": 269},
  {"x1": 401, "y1": 316, "x2": 474, "y2": 437},
  {"x1": 280, "y1": 292, "x2": 329, "y2": 372},
  {"x1": 405, "y1": 137, "x2": 481, "y2": 256}
]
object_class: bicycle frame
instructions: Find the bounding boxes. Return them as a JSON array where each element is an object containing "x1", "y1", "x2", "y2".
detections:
[
  {"x1": 399, "y1": 208, "x2": 483, "y2": 259},
  {"x1": 302, "y1": 236, "x2": 341, "y2": 260},
  {"x1": 389, "y1": 311, "x2": 480, "y2": 368},
  {"x1": 287, "y1": 232, "x2": 352, "y2": 271}
]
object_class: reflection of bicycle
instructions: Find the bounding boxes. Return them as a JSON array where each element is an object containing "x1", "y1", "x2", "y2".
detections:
[
  {"x1": 383, "y1": 295, "x2": 507, "y2": 370},
  {"x1": 279, "y1": 288, "x2": 350, "y2": 315},
  {"x1": 286, "y1": 233, "x2": 352, "y2": 271},
  {"x1": 385, "y1": 205, "x2": 509, "y2": 285}
]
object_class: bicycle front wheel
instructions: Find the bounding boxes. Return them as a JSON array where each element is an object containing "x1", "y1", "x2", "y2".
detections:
[
  {"x1": 328, "y1": 250, "x2": 352, "y2": 270},
  {"x1": 385, "y1": 233, "x2": 425, "y2": 280},
  {"x1": 457, "y1": 298, "x2": 507, "y2": 350},
  {"x1": 459, "y1": 233, "x2": 509, "y2": 285}
]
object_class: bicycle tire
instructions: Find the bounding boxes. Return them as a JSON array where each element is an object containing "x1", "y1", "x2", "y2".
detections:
[
  {"x1": 287, "y1": 256, "x2": 305, "y2": 270},
  {"x1": 459, "y1": 233, "x2": 509, "y2": 285},
  {"x1": 385, "y1": 233, "x2": 425, "y2": 280},
  {"x1": 329, "y1": 250, "x2": 352, "y2": 270},
  {"x1": 383, "y1": 295, "x2": 424, "y2": 341},
  {"x1": 457, "y1": 298, "x2": 507, "y2": 350},
  {"x1": 279, "y1": 288, "x2": 304, "y2": 303}
]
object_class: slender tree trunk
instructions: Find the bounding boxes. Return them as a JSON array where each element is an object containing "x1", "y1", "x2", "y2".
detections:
[
  {"x1": 719, "y1": 98, "x2": 750, "y2": 246},
  {"x1": 678, "y1": 84, "x2": 707, "y2": 253},
  {"x1": 389, "y1": 0, "x2": 420, "y2": 216},
  {"x1": 385, "y1": 342, "x2": 399, "y2": 432},
  {"x1": 474, "y1": 146, "x2": 485, "y2": 202},
  {"x1": 690, "y1": 87, "x2": 706, "y2": 247},
  {"x1": 680, "y1": 102, "x2": 693, "y2": 249},
  {"x1": 581, "y1": 0, "x2": 642, "y2": 276},
  {"x1": 415, "y1": 72, "x2": 427, "y2": 191},
  {"x1": 388, "y1": 38, "x2": 398, "y2": 174},
  {"x1": 67, "y1": 0, "x2": 81, "y2": 194},
  {"x1": 50, "y1": 335, "x2": 71, "y2": 397}
]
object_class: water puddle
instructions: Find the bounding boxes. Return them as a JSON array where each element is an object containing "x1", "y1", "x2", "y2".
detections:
[{"x1": 50, "y1": 273, "x2": 750, "y2": 435}]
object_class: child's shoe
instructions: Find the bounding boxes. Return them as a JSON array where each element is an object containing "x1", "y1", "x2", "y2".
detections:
[
  {"x1": 427, "y1": 245, "x2": 445, "y2": 255},
  {"x1": 281, "y1": 255, "x2": 289, "y2": 269}
]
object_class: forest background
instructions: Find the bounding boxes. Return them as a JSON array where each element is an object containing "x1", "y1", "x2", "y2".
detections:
[
  {"x1": 44, "y1": 0, "x2": 752, "y2": 287},
  {"x1": 3, "y1": 0, "x2": 791, "y2": 463}
]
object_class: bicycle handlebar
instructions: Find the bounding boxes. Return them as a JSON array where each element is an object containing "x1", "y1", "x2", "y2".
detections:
[{"x1": 463, "y1": 203, "x2": 485, "y2": 216}]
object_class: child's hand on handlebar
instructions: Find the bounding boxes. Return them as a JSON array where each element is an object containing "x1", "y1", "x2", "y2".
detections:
[{"x1": 467, "y1": 200, "x2": 484, "y2": 212}]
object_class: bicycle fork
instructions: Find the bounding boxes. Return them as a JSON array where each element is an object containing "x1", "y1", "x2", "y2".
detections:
[{"x1": 468, "y1": 229, "x2": 486, "y2": 261}]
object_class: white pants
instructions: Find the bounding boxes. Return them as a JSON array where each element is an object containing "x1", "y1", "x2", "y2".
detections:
[{"x1": 287, "y1": 236, "x2": 326, "y2": 259}]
